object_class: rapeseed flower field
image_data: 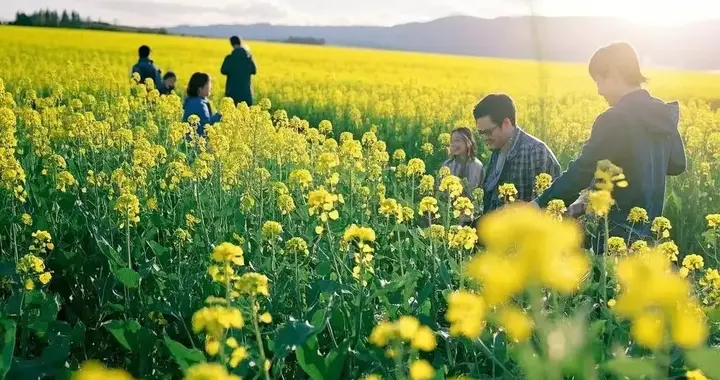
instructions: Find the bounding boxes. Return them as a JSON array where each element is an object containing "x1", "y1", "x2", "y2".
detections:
[{"x1": 1, "y1": 25, "x2": 720, "y2": 379}]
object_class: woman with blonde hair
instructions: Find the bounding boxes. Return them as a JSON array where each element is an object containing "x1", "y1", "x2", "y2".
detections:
[{"x1": 442, "y1": 127, "x2": 484, "y2": 196}]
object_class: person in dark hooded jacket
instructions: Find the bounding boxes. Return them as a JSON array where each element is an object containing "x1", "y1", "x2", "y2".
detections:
[
  {"x1": 534, "y1": 42, "x2": 686, "y2": 240},
  {"x1": 131, "y1": 45, "x2": 161, "y2": 85},
  {"x1": 220, "y1": 36, "x2": 257, "y2": 106}
]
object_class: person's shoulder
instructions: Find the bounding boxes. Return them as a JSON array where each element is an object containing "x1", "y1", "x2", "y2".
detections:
[{"x1": 471, "y1": 157, "x2": 484, "y2": 168}]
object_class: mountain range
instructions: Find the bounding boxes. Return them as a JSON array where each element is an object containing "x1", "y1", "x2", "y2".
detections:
[{"x1": 169, "y1": 15, "x2": 720, "y2": 70}]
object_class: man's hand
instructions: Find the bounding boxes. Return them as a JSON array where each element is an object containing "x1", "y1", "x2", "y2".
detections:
[{"x1": 567, "y1": 199, "x2": 586, "y2": 218}]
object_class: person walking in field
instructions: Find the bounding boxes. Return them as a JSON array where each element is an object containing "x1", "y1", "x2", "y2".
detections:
[
  {"x1": 443, "y1": 127, "x2": 485, "y2": 196},
  {"x1": 183, "y1": 72, "x2": 222, "y2": 137},
  {"x1": 534, "y1": 42, "x2": 687, "y2": 240},
  {"x1": 475, "y1": 93, "x2": 561, "y2": 214},
  {"x1": 131, "y1": 45, "x2": 161, "y2": 85},
  {"x1": 158, "y1": 71, "x2": 177, "y2": 95},
  {"x1": 221, "y1": 36, "x2": 257, "y2": 106}
]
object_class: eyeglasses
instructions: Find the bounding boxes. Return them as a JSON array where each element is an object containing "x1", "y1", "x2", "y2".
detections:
[{"x1": 478, "y1": 124, "x2": 500, "y2": 137}]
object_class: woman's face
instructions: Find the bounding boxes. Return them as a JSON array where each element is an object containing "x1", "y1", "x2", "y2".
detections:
[
  {"x1": 200, "y1": 79, "x2": 211, "y2": 97},
  {"x1": 449, "y1": 132, "x2": 469, "y2": 157}
]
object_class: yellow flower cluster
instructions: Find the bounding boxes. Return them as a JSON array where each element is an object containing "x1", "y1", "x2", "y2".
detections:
[
  {"x1": 114, "y1": 193, "x2": 140, "y2": 229},
  {"x1": 545, "y1": 199, "x2": 567, "y2": 221},
  {"x1": 234, "y1": 272, "x2": 270, "y2": 297},
  {"x1": 497, "y1": 183, "x2": 518, "y2": 203},
  {"x1": 614, "y1": 249, "x2": 707, "y2": 349},
  {"x1": 344, "y1": 225, "x2": 376, "y2": 286},
  {"x1": 406, "y1": 158, "x2": 426, "y2": 177},
  {"x1": 285, "y1": 237, "x2": 309, "y2": 256},
  {"x1": 452, "y1": 196, "x2": 474, "y2": 219},
  {"x1": 208, "y1": 242, "x2": 244, "y2": 284},
  {"x1": 627, "y1": 207, "x2": 649, "y2": 224},
  {"x1": 467, "y1": 204, "x2": 588, "y2": 306},
  {"x1": 369, "y1": 315, "x2": 437, "y2": 352},
  {"x1": 307, "y1": 187, "x2": 342, "y2": 232},
  {"x1": 587, "y1": 160, "x2": 627, "y2": 217},
  {"x1": 445, "y1": 290, "x2": 486, "y2": 339},
  {"x1": 440, "y1": 175, "x2": 464, "y2": 199},
  {"x1": 192, "y1": 304, "x2": 244, "y2": 356},
  {"x1": 71, "y1": 360, "x2": 134, "y2": 380},
  {"x1": 261, "y1": 221, "x2": 283, "y2": 241},
  {"x1": 418, "y1": 196, "x2": 439, "y2": 218},
  {"x1": 184, "y1": 363, "x2": 242, "y2": 380},
  {"x1": 419, "y1": 175, "x2": 434, "y2": 195},
  {"x1": 422, "y1": 224, "x2": 446, "y2": 243},
  {"x1": 651, "y1": 216, "x2": 672, "y2": 240},
  {"x1": 534, "y1": 173, "x2": 552, "y2": 195},
  {"x1": 0, "y1": 107, "x2": 27, "y2": 203},
  {"x1": 447, "y1": 226, "x2": 478, "y2": 251}
]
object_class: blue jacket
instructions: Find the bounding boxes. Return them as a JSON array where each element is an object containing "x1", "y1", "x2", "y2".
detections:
[
  {"x1": 537, "y1": 90, "x2": 687, "y2": 234},
  {"x1": 131, "y1": 58, "x2": 161, "y2": 85},
  {"x1": 182, "y1": 97, "x2": 222, "y2": 136}
]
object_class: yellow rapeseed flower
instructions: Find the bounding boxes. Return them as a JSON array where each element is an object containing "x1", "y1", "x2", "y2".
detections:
[
  {"x1": 440, "y1": 175, "x2": 463, "y2": 199},
  {"x1": 497, "y1": 183, "x2": 518, "y2": 203},
  {"x1": 72, "y1": 360, "x2": 134, "y2": 380},
  {"x1": 534, "y1": 173, "x2": 552, "y2": 195},
  {"x1": 499, "y1": 306, "x2": 534, "y2": 342},
  {"x1": 682, "y1": 254, "x2": 704, "y2": 270},
  {"x1": 445, "y1": 291, "x2": 486, "y2": 339},
  {"x1": 212, "y1": 242, "x2": 244, "y2": 266},
  {"x1": 686, "y1": 370, "x2": 710, "y2": 380},
  {"x1": 627, "y1": 207, "x2": 649, "y2": 224},
  {"x1": 409, "y1": 360, "x2": 434, "y2": 380},
  {"x1": 651, "y1": 217, "x2": 672, "y2": 240},
  {"x1": 21, "y1": 213, "x2": 32, "y2": 226},
  {"x1": 587, "y1": 190, "x2": 614, "y2": 217},
  {"x1": 419, "y1": 196, "x2": 439, "y2": 217},
  {"x1": 184, "y1": 363, "x2": 241, "y2": 380}
]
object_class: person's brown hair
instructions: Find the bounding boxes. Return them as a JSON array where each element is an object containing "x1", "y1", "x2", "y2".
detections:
[
  {"x1": 451, "y1": 127, "x2": 476, "y2": 158},
  {"x1": 589, "y1": 42, "x2": 647, "y2": 85}
]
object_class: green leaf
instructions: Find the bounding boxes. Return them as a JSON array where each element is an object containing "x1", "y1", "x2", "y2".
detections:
[
  {"x1": 295, "y1": 336, "x2": 324, "y2": 380},
  {"x1": 493, "y1": 331, "x2": 508, "y2": 364},
  {"x1": 103, "y1": 319, "x2": 141, "y2": 351},
  {"x1": 92, "y1": 234, "x2": 126, "y2": 267},
  {"x1": 686, "y1": 348, "x2": 720, "y2": 380},
  {"x1": 114, "y1": 268, "x2": 141, "y2": 288},
  {"x1": 272, "y1": 318, "x2": 316, "y2": 361},
  {"x1": 164, "y1": 333, "x2": 205, "y2": 373},
  {"x1": 603, "y1": 357, "x2": 660, "y2": 379},
  {"x1": 323, "y1": 339, "x2": 350, "y2": 380},
  {"x1": 147, "y1": 240, "x2": 170, "y2": 260},
  {"x1": 0, "y1": 319, "x2": 16, "y2": 379},
  {"x1": 296, "y1": 337, "x2": 349, "y2": 380}
]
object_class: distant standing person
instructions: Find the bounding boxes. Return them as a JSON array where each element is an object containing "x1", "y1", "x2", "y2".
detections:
[
  {"x1": 183, "y1": 72, "x2": 222, "y2": 137},
  {"x1": 131, "y1": 45, "x2": 161, "y2": 85},
  {"x1": 221, "y1": 36, "x2": 257, "y2": 106},
  {"x1": 158, "y1": 72, "x2": 177, "y2": 95}
]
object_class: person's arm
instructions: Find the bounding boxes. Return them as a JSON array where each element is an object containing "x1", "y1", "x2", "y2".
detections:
[
  {"x1": 467, "y1": 161, "x2": 484, "y2": 194},
  {"x1": 667, "y1": 127, "x2": 687, "y2": 176},
  {"x1": 220, "y1": 55, "x2": 231, "y2": 76},
  {"x1": 536, "y1": 112, "x2": 620, "y2": 207},
  {"x1": 249, "y1": 54, "x2": 257, "y2": 75}
]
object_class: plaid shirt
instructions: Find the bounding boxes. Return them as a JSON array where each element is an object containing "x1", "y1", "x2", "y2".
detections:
[{"x1": 482, "y1": 127, "x2": 561, "y2": 213}]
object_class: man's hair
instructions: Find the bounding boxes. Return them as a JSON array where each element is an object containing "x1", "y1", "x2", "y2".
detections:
[
  {"x1": 138, "y1": 45, "x2": 151, "y2": 58},
  {"x1": 163, "y1": 71, "x2": 176, "y2": 80},
  {"x1": 473, "y1": 94, "x2": 516, "y2": 126},
  {"x1": 230, "y1": 36, "x2": 241, "y2": 46},
  {"x1": 589, "y1": 42, "x2": 647, "y2": 85}
]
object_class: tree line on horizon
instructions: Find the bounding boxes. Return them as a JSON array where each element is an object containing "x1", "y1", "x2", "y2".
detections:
[{"x1": 7, "y1": 9, "x2": 168, "y2": 35}]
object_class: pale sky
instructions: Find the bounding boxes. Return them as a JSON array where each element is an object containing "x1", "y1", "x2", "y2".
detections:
[{"x1": 1, "y1": 0, "x2": 718, "y2": 27}]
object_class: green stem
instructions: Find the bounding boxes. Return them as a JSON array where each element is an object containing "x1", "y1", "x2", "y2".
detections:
[
  {"x1": 601, "y1": 217, "x2": 609, "y2": 305},
  {"x1": 393, "y1": 341, "x2": 406, "y2": 380},
  {"x1": 251, "y1": 303, "x2": 272, "y2": 380}
]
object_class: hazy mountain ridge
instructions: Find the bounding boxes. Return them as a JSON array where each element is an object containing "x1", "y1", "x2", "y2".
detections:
[{"x1": 169, "y1": 15, "x2": 720, "y2": 70}]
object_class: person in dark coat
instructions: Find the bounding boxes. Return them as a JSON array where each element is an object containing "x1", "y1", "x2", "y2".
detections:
[
  {"x1": 131, "y1": 45, "x2": 161, "y2": 85},
  {"x1": 220, "y1": 36, "x2": 257, "y2": 106},
  {"x1": 182, "y1": 72, "x2": 221, "y2": 137},
  {"x1": 534, "y1": 42, "x2": 687, "y2": 240},
  {"x1": 158, "y1": 72, "x2": 177, "y2": 95}
]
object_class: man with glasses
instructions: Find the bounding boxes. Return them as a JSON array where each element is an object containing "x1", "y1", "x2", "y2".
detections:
[{"x1": 474, "y1": 94, "x2": 561, "y2": 213}]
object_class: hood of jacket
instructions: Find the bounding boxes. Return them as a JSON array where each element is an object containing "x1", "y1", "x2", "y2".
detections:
[{"x1": 613, "y1": 89, "x2": 680, "y2": 136}]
